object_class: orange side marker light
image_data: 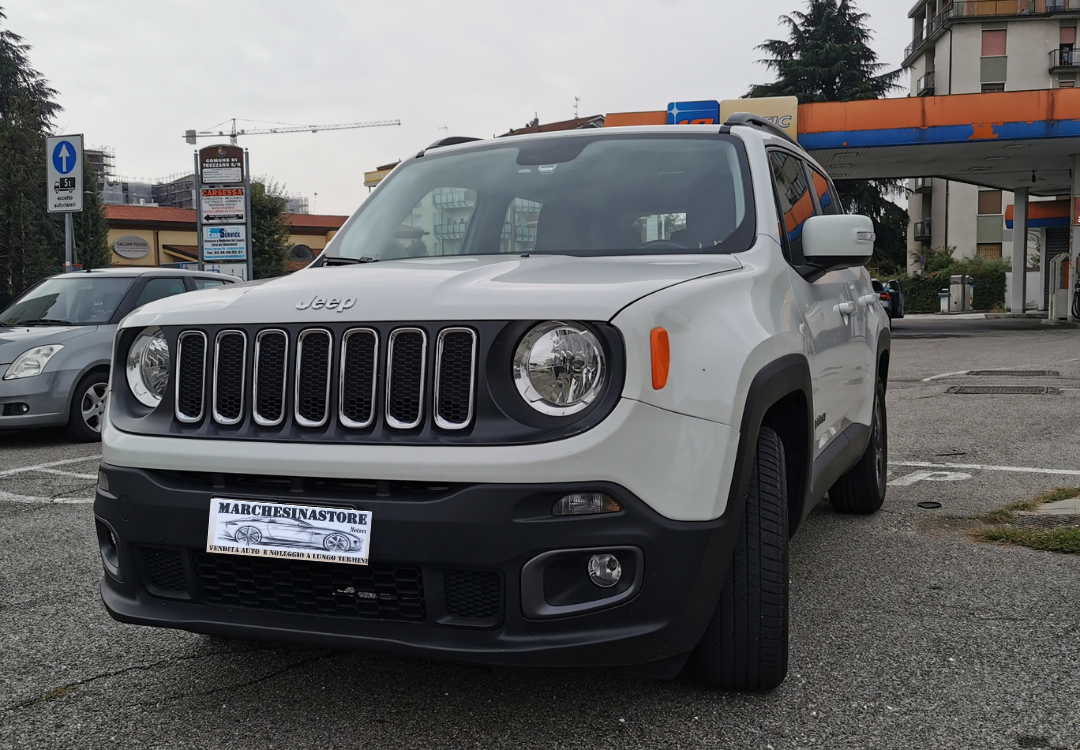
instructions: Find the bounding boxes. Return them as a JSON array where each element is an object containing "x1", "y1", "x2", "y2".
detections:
[{"x1": 650, "y1": 328, "x2": 670, "y2": 390}]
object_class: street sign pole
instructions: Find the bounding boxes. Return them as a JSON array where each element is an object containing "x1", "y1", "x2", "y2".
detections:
[
  {"x1": 46, "y1": 134, "x2": 84, "y2": 273},
  {"x1": 244, "y1": 149, "x2": 253, "y2": 282},
  {"x1": 64, "y1": 213, "x2": 74, "y2": 273},
  {"x1": 194, "y1": 151, "x2": 204, "y2": 272}
]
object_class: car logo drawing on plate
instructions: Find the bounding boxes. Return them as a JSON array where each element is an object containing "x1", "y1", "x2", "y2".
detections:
[{"x1": 206, "y1": 498, "x2": 372, "y2": 566}]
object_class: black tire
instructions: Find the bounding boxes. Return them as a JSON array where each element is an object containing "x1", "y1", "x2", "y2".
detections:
[
  {"x1": 692, "y1": 425, "x2": 789, "y2": 691},
  {"x1": 66, "y1": 371, "x2": 109, "y2": 443},
  {"x1": 829, "y1": 378, "x2": 888, "y2": 514}
]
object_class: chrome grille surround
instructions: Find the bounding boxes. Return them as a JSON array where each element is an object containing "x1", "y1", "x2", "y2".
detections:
[
  {"x1": 434, "y1": 327, "x2": 477, "y2": 430},
  {"x1": 385, "y1": 328, "x2": 427, "y2": 430},
  {"x1": 252, "y1": 329, "x2": 289, "y2": 427},
  {"x1": 212, "y1": 330, "x2": 247, "y2": 426},
  {"x1": 175, "y1": 331, "x2": 207, "y2": 424},
  {"x1": 339, "y1": 327, "x2": 379, "y2": 429},
  {"x1": 294, "y1": 328, "x2": 332, "y2": 428}
]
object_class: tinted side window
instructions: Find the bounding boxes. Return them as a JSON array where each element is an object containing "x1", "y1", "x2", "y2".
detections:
[
  {"x1": 768, "y1": 151, "x2": 813, "y2": 263},
  {"x1": 810, "y1": 169, "x2": 841, "y2": 215},
  {"x1": 134, "y1": 278, "x2": 187, "y2": 308}
]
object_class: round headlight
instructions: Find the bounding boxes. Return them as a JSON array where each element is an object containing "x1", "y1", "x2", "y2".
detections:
[
  {"x1": 126, "y1": 327, "x2": 170, "y2": 408},
  {"x1": 513, "y1": 321, "x2": 606, "y2": 416}
]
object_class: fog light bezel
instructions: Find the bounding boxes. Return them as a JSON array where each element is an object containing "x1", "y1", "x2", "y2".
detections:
[
  {"x1": 520, "y1": 546, "x2": 643, "y2": 620},
  {"x1": 95, "y1": 518, "x2": 123, "y2": 582}
]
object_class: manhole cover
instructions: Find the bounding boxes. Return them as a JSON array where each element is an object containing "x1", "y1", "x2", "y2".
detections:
[
  {"x1": 967, "y1": 370, "x2": 1060, "y2": 377},
  {"x1": 946, "y1": 385, "x2": 1060, "y2": 395}
]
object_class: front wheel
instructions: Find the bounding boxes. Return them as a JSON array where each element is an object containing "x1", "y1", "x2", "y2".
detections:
[
  {"x1": 67, "y1": 372, "x2": 109, "y2": 442},
  {"x1": 692, "y1": 425, "x2": 789, "y2": 691},
  {"x1": 829, "y1": 379, "x2": 888, "y2": 514}
]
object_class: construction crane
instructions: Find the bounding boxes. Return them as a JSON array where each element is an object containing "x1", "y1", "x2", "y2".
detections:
[{"x1": 184, "y1": 118, "x2": 400, "y2": 145}]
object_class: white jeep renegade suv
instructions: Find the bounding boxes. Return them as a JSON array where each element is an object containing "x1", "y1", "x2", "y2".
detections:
[{"x1": 96, "y1": 115, "x2": 890, "y2": 691}]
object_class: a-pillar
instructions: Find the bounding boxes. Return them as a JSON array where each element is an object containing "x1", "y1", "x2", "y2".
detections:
[
  {"x1": 1011, "y1": 188, "x2": 1029, "y2": 314},
  {"x1": 1071, "y1": 155, "x2": 1080, "y2": 322}
]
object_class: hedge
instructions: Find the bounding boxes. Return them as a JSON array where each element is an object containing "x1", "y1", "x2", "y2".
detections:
[{"x1": 890, "y1": 269, "x2": 1006, "y2": 313}]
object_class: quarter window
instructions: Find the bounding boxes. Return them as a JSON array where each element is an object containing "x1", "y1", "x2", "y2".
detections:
[
  {"x1": 768, "y1": 151, "x2": 814, "y2": 262},
  {"x1": 810, "y1": 169, "x2": 841, "y2": 216}
]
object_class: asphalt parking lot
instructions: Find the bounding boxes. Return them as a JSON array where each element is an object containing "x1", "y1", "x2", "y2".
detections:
[{"x1": 1, "y1": 316, "x2": 1079, "y2": 750}]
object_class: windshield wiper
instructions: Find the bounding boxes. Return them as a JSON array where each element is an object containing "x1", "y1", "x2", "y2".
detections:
[
  {"x1": 18, "y1": 318, "x2": 74, "y2": 326},
  {"x1": 323, "y1": 256, "x2": 379, "y2": 266}
]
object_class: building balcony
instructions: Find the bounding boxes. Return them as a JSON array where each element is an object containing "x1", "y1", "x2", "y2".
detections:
[
  {"x1": 433, "y1": 222, "x2": 467, "y2": 240},
  {"x1": 1050, "y1": 46, "x2": 1080, "y2": 71},
  {"x1": 905, "y1": 1, "x2": 1080, "y2": 66},
  {"x1": 915, "y1": 177, "x2": 934, "y2": 194},
  {"x1": 501, "y1": 223, "x2": 538, "y2": 242},
  {"x1": 917, "y1": 71, "x2": 936, "y2": 96},
  {"x1": 913, "y1": 219, "x2": 933, "y2": 243},
  {"x1": 433, "y1": 189, "x2": 475, "y2": 209}
]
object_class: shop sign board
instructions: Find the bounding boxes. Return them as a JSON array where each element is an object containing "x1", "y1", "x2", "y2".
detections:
[
  {"x1": 203, "y1": 225, "x2": 247, "y2": 261},
  {"x1": 201, "y1": 187, "x2": 246, "y2": 223},
  {"x1": 113, "y1": 235, "x2": 150, "y2": 260}
]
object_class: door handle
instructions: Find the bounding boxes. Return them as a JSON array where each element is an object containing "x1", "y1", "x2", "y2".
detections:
[
  {"x1": 858, "y1": 294, "x2": 879, "y2": 307},
  {"x1": 835, "y1": 301, "x2": 857, "y2": 316}
]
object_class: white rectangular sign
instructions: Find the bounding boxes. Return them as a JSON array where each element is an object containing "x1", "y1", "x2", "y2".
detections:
[
  {"x1": 207, "y1": 498, "x2": 372, "y2": 566},
  {"x1": 46, "y1": 134, "x2": 83, "y2": 213},
  {"x1": 202, "y1": 225, "x2": 247, "y2": 261},
  {"x1": 201, "y1": 187, "x2": 246, "y2": 224}
]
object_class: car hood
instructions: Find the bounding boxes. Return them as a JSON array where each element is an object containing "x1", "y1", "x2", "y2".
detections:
[
  {"x1": 0, "y1": 325, "x2": 99, "y2": 365},
  {"x1": 121, "y1": 254, "x2": 744, "y2": 327}
]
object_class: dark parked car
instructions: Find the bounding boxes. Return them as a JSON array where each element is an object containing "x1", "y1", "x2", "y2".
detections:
[
  {"x1": 0, "y1": 267, "x2": 239, "y2": 441},
  {"x1": 872, "y1": 278, "x2": 904, "y2": 320}
]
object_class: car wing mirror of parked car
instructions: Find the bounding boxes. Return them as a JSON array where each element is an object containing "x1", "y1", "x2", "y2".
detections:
[{"x1": 800, "y1": 214, "x2": 875, "y2": 279}]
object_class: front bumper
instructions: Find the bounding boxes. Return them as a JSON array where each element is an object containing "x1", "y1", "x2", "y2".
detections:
[
  {"x1": 95, "y1": 464, "x2": 743, "y2": 669},
  {"x1": 0, "y1": 369, "x2": 76, "y2": 428}
]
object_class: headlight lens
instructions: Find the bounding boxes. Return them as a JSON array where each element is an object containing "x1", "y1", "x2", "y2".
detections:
[
  {"x1": 126, "y1": 327, "x2": 170, "y2": 408},
  {"x1": 513, "y1": 321, "x2": 606, "y2": 416},
  {"x1": 3, "y1": 344, "x2": 64, "y2": 380}
]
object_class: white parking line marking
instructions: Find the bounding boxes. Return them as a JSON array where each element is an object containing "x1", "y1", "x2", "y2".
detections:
[
  {"x1": 0, "y1": 490, "x2": 93, "y2": 505},
  {"x1": 888, "y1": 470, "x2": 973, "y2": 487},
  {"x1": 922, "y1": 370, "x2": 969, "y2": 383},
  {"x1": 31, "y1": 468, "x2": 98, "y2": 480},
  {"x1": 0, "y1": 455, "x2": 101, "y2": 477},
  {"x1": 893, "y1": 461, "x2": 1080, "y2": 477}
]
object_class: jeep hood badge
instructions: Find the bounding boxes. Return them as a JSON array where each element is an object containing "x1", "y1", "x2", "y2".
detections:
[{"x1": 296, "y1": 295, "x2": 357, "y2": 312}]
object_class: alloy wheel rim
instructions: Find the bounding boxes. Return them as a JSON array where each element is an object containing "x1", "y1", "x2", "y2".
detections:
[{"x1": 81, "y1": 383, "x2": 108, "y2": 433}]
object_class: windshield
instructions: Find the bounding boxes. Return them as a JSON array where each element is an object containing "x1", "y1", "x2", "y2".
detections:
[
  {"x1": 0, "y1": 276, "x2": 135, "y2": 326},
  {"x1": 333, "y1": 134, "x2": 755, "y2": 261}
]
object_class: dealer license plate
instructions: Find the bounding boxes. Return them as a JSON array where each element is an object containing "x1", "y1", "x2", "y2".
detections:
[{"x1": 206, "y1": 498, "x2": 372, "y2": 566}]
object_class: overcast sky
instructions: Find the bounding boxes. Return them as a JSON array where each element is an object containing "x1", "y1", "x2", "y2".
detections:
[{"x1": 5, "y1": 0, "x2": 910, "y2": 217}]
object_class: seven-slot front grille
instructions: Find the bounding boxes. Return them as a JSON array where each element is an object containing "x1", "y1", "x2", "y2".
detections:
[
  {"x1": 253, "y1": 330, "x2": 288, "y2": 426},
  {"x1": 178, "y1": 325, "x2": 477, "y2": 433},
  {"x1": 175, "y1": 331, "x2": 207, "y2": 423},
  {"x1": 386, "y1": 328, "x2": 427, "y2": 429},
  {"x1": 213, "y1": 331, "x2": 247, "y2": 425}
]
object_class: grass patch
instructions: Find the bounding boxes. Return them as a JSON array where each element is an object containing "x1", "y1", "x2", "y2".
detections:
[
  {"x1": 985, "y1": 486, "x2": 1080, "y2": 524},
  {"x1": 978, "y1": 527, "x2": 1080, "y2": 554},
  {"x1": 977, "y1": 486, "x2": 1080, "y2": 554}
]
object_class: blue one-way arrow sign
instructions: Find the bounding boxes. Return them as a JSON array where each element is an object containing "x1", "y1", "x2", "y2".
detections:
[
  {"x1": 52, "y1": 140, "x2": 76, "y2": 174},
  {"x1": 46, "y1": 134, "x2": 83, "y2": 214}
]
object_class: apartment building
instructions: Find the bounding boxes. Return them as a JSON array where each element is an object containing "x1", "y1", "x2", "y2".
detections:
[{"x1": 904, "y1": 0, "x2": 1080, "y2": 303}]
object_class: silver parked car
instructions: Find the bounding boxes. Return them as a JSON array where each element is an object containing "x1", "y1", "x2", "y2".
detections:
[{"x1": 0, "y1": 268, "x2": 239, "y2": 441}]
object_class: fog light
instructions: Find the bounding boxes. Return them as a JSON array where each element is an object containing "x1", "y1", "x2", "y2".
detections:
[
  {"x1": 552, "y1": 493, "x2": 622, "y2": 516},
  {"x1": 1, "y1": 403, "x2": 30, "y2": 416},
  {"x1": 587, "y1": 553, "x2": 622, "y2": 588}
]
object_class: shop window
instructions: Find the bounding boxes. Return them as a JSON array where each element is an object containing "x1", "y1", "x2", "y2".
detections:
[
  {"x1": 977, "y1": 190, "x2": 1002, "y2": 216},
  {"x1": 981, "y1": 82, "x2": 1006, "y2": 93},
  {"x1": 977, "y1": 243, "x2": 1002, "y2": 260},
  {"x1": 982, "y1": 29, "x2": 1007, "y2": 57},
  {"x1": 1060, "y1": 79, "x2": 1076, "y2": 88}
]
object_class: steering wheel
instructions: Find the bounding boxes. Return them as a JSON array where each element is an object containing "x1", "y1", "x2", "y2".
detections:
[{"x1": 636, "y1": 239, "x2": 688, "y2": 251}]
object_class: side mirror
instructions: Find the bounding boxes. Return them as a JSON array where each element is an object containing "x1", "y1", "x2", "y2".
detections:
[{"x1": 802, "y1": 214, "x2": 875, "y2": 273}]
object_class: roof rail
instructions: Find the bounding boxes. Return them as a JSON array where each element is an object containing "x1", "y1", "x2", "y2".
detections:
[
  {"x1": 416, "y1": 136, "x2": 483, "y2": 159},
  {"x1": 723, "y1": 112, "x2": 797, "y2": 146}
]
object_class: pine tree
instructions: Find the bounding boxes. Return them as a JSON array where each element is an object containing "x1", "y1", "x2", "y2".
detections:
[
  {"x1": 748, "y1": 0, "x2": 907, "y2": 272},
  {"x1": 249, "y1": 180, "x2": 290, "y2": 279},
  {"x1": 0, "y1": 7, "x2": 61, "y2": 305}
]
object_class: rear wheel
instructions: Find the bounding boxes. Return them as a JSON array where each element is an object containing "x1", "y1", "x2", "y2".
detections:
[
  {"x1": 67, "y1": 371, "x2": 109, "y2": 442},
  {"x1": 829, "y1": 379, "x2": 888, "y2": 514},
  {"x1": 692, "y1": 425, "x2": 789, "y2": 691}
]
